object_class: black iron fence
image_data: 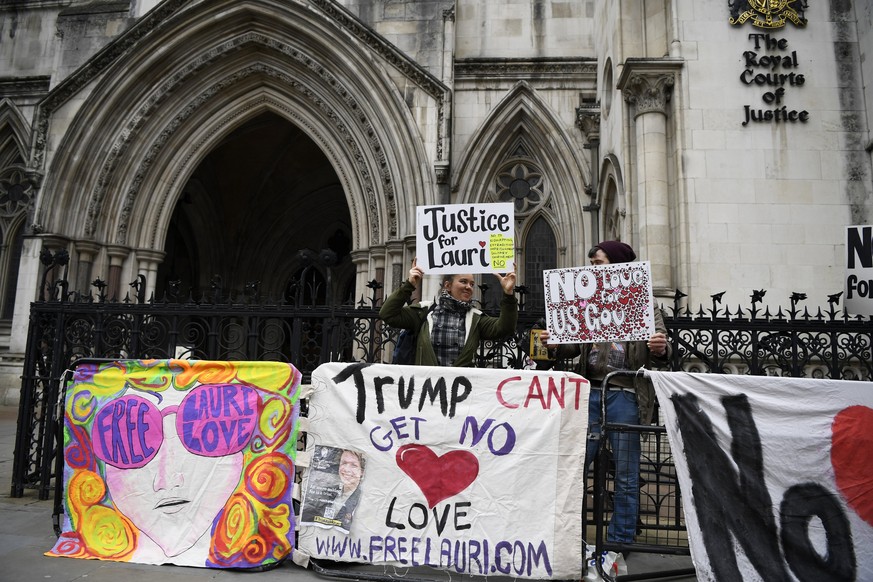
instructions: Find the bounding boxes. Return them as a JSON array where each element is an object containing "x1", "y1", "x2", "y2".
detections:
[
  {"x1": 11, "y1": 257, "x2": 873, "y2": 558},
  {"x1": 11, "y1": 263, "x2": 534, "y2": 499},
  {"x1": 666, "y1": 290, "x2": 872, "y2": 379}
]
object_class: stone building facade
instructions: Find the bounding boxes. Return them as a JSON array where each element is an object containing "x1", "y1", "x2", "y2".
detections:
[{"x1": 1, "y1": 0, "x2": 871, "y2": 402}]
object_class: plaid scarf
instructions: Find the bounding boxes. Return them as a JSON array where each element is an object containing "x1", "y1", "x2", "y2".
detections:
[
  {"x1": 587, "y1": 342, "x2": 628, "y2": 380},
  {"x1": 430, "y1": 291, "x2": 470, "y2": 366}
]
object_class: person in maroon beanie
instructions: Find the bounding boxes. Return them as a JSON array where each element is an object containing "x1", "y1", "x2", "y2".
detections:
[{"x1": 541, "y1": 240, "x2": 669, "y2": 549}]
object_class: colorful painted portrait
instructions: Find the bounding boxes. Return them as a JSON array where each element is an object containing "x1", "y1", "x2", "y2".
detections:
[{"x1": 47, "y1": 359, "x2": 301, "y2": 569}]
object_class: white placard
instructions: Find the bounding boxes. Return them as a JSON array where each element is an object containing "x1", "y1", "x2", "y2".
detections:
[
  {"x1": 543, "y1": 262, "x2": 655, "y2": 343},
  {"x1": 415, "y1": 203, "x2": 515, "y2": 274},
  {"x1": 297, "y1": 363, "x2": 590, "y2": 579}
]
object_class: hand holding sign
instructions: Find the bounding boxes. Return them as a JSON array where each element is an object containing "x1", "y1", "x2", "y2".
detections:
[
  {"x1": 647, "y1": 332, "x2": 668, "y2": 356},
  {"x1": 408, "y1": 257, "x2": 424, "y2": 288},
  {"x1": 494, "y1": 270, "x2": 516, "y2": 296}
]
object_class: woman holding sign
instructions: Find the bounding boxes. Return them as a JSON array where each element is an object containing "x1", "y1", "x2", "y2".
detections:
[
  {"x1": 540, "y1": 240, "x2": 669, "y2": 549},
  {"x1": 380, "y1": 258, "x2": 518, "y2": 367}
]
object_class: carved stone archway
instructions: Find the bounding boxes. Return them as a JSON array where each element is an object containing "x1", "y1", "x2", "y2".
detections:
[
  {"x1": 454, "y1": 81, "x2": 591, "y2": 267},
  {"x1": 32, "y1": 0, "x2": 442, "y2": 299}
]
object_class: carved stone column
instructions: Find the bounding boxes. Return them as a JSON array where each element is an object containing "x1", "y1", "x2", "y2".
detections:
[
  {"x1": 575, "y1": 105, "x2": 601, "y2": 245},
  {"x1": 74, "y1": 240, "x2": 101, "y2": 295},
  {"x1": 385, "y1": 240, "x2": 406, "y2": 297},
  {"x1": 349, "y1": 248, "x2": 372, "y2": 305},
  {"x1": 438, "y1": 7, "x2": 454, "y2": 205},
  {"x1": 435, "y1": 160, "x2": 450, "y2": 205},
  {"x1": 368, "y1": 244, "x2": 387, "y2": 305},
  {"x1": 105, "y1": 245, "x2": 131, "y2": 300},
  {"x1": 9, "y1": 235, "x2": 44, "y2": 353},
  {"x1": 618, "y1": 60, "x2": 682, "y2": 293},
  {"x1": 135, "y1": 248, "x2": 166, "y2": 301}
]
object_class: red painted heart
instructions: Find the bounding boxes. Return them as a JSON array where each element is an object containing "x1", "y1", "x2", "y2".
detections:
[
  {"x1": 478, "y1": 241, "x2": 486, "y2": 248},
  {"x1": 396, "y1": 444, "x2": 479, "y2": 508},
  {"x1": 831, "y1": 405, "x2": 873, "y2": 527}
]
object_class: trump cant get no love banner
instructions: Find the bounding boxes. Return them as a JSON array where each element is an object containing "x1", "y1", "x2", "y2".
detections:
[
  {"x1": 649, "y1": 371, "x2": 873, "y2": 582},
  {"x1": 47, "y1": 359, "x2": 302, "y2": 569},
  {"x1": 296, "y1": 363, "x2": 590, "y2": 579}
]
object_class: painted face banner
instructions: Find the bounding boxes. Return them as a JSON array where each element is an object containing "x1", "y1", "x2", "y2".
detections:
[
  {"x1": 845, "y1": 225, "x2": 873, "y2": 316},
  {"x1": 416, "y1": 203, "x2": 515, "y2": 274},
  {"x1": 543, "y1": 262, "x2": 655, "y2": 344},
  {"x1": 47, "y1": 359, "x2": 302, "y2": 569},
  {"x1": 297, "y1": 363, "x2": 590, "y2": 580},
  {"x1": 649, "y1": 371, "x2": 873, "y2": 582}
]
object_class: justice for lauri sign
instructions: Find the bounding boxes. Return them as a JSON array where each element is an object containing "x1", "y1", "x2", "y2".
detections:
[{"x1": 415, "y1": 203, "x2": 515, "y2": 275}]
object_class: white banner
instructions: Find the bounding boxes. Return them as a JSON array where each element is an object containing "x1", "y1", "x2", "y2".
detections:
[
  {"x1": 415, "y1": 203, "x2": 515, "y2": 274},
  {"x1": 649, "y1": 371, "x2": 873, "y2": 582},
  {"x1": 846, "y1": 225, "x2": 873, "y2": 316},
  {"x1": 297, "y1": 363, "x2": 590, "y2": 579}
]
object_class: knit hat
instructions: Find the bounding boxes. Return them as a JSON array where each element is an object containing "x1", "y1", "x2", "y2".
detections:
[{"x1": 595, "y1": 240, "x2": 636, "y2": 264}]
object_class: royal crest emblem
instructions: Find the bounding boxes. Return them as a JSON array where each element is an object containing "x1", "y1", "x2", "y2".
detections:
[{"x1": 729, "y1": 0, "x2": 808, "y2": 28}]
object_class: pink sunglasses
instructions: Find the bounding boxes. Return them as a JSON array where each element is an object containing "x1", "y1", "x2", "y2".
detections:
[{"x1": 90, "y1": 384, "x2": 260, "y2": 469}]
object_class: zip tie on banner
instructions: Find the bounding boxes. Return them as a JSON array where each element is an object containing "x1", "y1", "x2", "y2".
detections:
[
  {"x1": 55, "y1": 368, "x2": 76, "y2": 418},
  {"x1": 291, "y1": 548, "x2": 311, "y2": 567},
  {"x1": 296, "y1": 448, "x2": 313, "y2": 469},
  {"x1": 58, "y1": 368, "x2": 76, "y2": 383}
]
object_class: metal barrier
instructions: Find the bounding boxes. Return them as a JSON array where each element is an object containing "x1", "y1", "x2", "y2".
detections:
[{"x1": 589, "y1": 371, "x2": 694, "y2": 582}]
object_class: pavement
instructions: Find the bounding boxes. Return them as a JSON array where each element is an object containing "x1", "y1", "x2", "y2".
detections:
[{"x1": 0, "y1": 405, "x2": 698, "y2": 581}]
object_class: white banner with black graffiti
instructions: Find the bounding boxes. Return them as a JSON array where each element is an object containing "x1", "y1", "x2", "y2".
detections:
[
  {"x1": 649, "y1": 371, "x2": 873, "y2": 582},
  {"x1": 297, "y1": 363, "x2": 590, "y2": 579}
]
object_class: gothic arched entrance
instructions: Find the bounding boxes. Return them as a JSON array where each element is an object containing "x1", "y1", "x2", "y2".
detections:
[{"x1": 156, "y1": 111, "x2": 353, "y2": 303}]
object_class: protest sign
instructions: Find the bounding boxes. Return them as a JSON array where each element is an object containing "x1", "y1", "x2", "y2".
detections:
[
  {"x1": 845, "y1": 225, "x2": 873, "y2": 316},
  {"x1": 543, "y1": 261, "x2": 655, "y2": 343},
  {"x1": 416, "y1": 203, "x2": 515, "y2": 274},
  {"x1": 297, "y1": 363, "x2": 589, "y2": 579},
  {"x1": 47, "y1": 359, "x2": 301, "y2": 569},
  {"x1": 650, "y1": 371, "x2": 873, "y2": 582}
]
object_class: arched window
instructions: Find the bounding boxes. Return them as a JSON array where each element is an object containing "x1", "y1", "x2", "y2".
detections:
[
  {"x1": 522, "y1": 216, "x2": 557, "y2": 313},
  {"x1": 480, "y1": 153, "x2": 559, "y2": 313},
  {"x1": 2, "y1": 221, "x2": 24, "y2": 319},
  {"x1": 0, "y1": 167, "x2": 33, "y2": 321},
  {"x1": 601, "y1": 171, "x2": 626, "y2": 242}
]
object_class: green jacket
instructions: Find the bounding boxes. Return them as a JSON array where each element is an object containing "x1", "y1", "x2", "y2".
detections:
[
  {"x1": 380, "y1": 280, "x2": 519, "y2": 367},
  {"x1": 553, "y1": 307, "x2": 670, "y2": 425}
]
